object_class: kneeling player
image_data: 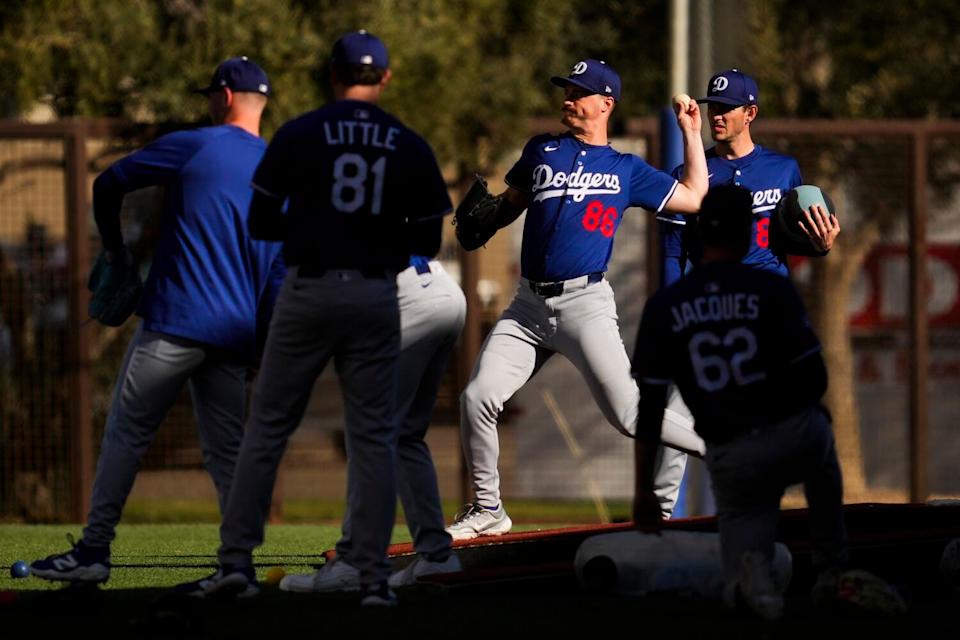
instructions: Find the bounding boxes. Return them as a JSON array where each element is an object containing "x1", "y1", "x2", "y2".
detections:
[{"x1": 631, "y1": 185, "x2": 904, "y2": 620}]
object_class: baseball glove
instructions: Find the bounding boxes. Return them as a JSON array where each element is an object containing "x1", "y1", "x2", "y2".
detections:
[
  {"x1": 454, "y1": 175, "x2": 502, "y2": 251},
  {"x1": 87, "y1": 249, "x2": 143, "y2": 327}
]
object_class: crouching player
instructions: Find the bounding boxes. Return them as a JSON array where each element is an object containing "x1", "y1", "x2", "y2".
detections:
[{"x1": 631, "y1": 185, "x2": 905, "y2": 620}]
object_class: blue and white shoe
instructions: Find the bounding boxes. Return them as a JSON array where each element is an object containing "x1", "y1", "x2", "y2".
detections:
[
  {"x1": 172, "y1": 564, "x2": 259, "y2": 599},
  {"x1": 31, "y1": 535, "x2": 110, "y2": 583}
]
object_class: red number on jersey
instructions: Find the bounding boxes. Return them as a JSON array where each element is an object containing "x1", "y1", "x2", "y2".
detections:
[
  {"x1": 583, "y1": 201, "x2": 603, "y2": 231},
  {"x1": 756, "y1": 217, "x2": 769, "y2": 248},
  {"x1": 582, "y1": 200, "x2": 618, "y2": 238}
]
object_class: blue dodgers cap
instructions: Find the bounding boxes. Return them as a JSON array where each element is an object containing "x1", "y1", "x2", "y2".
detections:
[
  {"x1": 332, "y1": 30, "x2": 389, "y2": 69},
  {"x1": 697, "y1": 68, "x2": 759, "y2": 107},
  {"x1": 551, "y1": 59, "x2": 621, "y2": 101},
  {"x1": 194, "y1": 56, "x2": 270, "y2": 96}
]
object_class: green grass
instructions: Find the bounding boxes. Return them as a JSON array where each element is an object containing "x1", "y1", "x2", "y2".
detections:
[
  {"x1": 0, "y1": 520, "x2": 559, "y2": 591},
  {"x1": 1, "y1": 524, "x2": 956, "y2": 638},
  {"x1": 0, "y1": 524, "x2": 356, "y2": 590}
]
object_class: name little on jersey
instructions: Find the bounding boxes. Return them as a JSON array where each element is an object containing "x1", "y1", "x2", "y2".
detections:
[
  {"x1": 670, "y1": 292, "x2": 760, "y2": 332},
  {"x1": 324, "y1": 121, "x2": 401, "y2": 150},
  {"x1": 531, "y1": 164, "x2": 620, "y2": 203}
]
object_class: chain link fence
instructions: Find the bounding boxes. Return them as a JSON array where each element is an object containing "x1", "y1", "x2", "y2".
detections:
[{"x1": 0, "y1": 119, "x2": 957, "y2": 523}]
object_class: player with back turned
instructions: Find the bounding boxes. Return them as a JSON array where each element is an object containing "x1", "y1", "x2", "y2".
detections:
[
  {"x1": 632, "y1": 184, "x2": 903, "y2": 620},
  {"x1": 652, "y1": 69, "x2": 843, "y2": 510},
  {"x1": 447, "y1": 59, "x2": 709, "y2": 539},
  {"x1": 30, "y1": 58, "x2": 284, "y2": 584},
  {"x1": 174, "y1": 31, "x2": 451, "y2": 606}
]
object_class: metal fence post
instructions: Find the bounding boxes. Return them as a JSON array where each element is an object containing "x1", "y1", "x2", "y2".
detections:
[
  {"x1": 65, "y1": 121, "x2": 93, "y2": 522},
  {"x1": 909, "y1": 130, "x2": 929, "y2": 503}
]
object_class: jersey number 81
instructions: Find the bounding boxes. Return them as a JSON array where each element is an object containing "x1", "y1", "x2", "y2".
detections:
[{"x1": 332, "y1": 153, "x2": 387, "y2": 214}]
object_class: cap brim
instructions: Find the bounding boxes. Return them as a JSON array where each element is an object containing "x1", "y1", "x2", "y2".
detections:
[
  {"x1": 696, "y1": 96, "x2": 751, "y2": 106},
  {"x1": 192, "y1": 86, "x2": 217, "y2": 95},
  {"x1": 551, "y1": 76, "x2": 619, "y2": 100},
  {"x1": 551, "y1": 76, "x2": 594, "y2": 93}
]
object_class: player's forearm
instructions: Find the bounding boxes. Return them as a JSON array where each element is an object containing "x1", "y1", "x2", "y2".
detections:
[
  {"x1": 677, "y1": 129, "x2": 708, "y2": 206},
  {"x1": 497, "y1": 187, "x2": 528, "y2": 229},
  {"x1": 92, "y1": 169, "x2": 126, "y2": 252},
  {"x1": 405, "y1": 216, "x2": 443, "y2": 259},
  {"x1": 634, "y1": 385, "x2": 668, "y2": 491},
  {"x1": 248, "y1": 190, "x2": 287, "y2": 241},
  {"x1": 634, "y1": 436, "x2": 660, "y2": 494}
]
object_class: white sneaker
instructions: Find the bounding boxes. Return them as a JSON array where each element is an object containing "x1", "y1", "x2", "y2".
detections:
[
  {"x1": 446, "y1": 503, "x2": 512, "y2": 540},
  {"x1": 388, "y1": 554, "x2": 462, "y2": 588},
  {"x1": 360, "y1": 582, "x2": 398, "y2": 607},
  {"x1": 279, "y1": 558, "x2": 360, "y2": 593},
  {"x1": 738, "y1": 551, "x2": 785, "y2": 621}
]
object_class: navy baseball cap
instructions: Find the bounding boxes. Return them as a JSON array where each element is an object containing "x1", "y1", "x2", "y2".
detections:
[
  {"x1": 332, "y1": 30, "x2": 389, "y2": 69},
  {"x1": 697, "y1": 68, "x2": 759, "y2": 107},
  {"x1": 194, "y1": 56, "x2": 270, "y2": 96},
  {"x1": 551, "y1": 59, "x2": 621, "y2": 101}
]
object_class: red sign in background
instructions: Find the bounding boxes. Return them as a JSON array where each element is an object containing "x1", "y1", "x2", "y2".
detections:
[{"x1": 793, "y1": 244, "x2": 960, "y2": 329}]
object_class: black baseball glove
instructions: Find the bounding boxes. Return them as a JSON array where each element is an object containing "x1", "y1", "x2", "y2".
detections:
[
  {"x1": 88, "y1": 248, "x2": 143, "y2": 327},
  {"x1": 454, "y1": 175, "x2": 503, "y2": 251}
]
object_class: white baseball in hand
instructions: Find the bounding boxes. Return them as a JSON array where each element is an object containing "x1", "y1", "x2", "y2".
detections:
[{"x1": 672, "y1": 93, "x2": 693, "y2": 112}]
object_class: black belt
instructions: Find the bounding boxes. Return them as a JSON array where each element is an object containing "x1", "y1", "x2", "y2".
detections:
[
  {"x1": 527, "y1": 272, "x2": 603, "y2": 297},
  {"x1": 298, "y1": 265, "x2": 390, "y2": 279}
]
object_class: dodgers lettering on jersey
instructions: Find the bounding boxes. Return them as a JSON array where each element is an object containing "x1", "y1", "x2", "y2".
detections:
[
  {"x1": 659, "y1": 145, "x2": 802, "y2": 282},
  {"x1": 103, "y1": 125, "x2": 285, "y2": 363},
  {"x1": 252, "y1": 100, "x2": 451, "y2": 271},
  {"x1": 506, "y1": 132, "x2": 678, "y2": 282},
  {"x1": 633, "y1": 261, "x2": 821, "y2": 442}
]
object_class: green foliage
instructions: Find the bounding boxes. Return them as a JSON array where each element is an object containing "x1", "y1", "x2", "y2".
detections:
[
  {"x1": 747, "y1": 0, "x2": 960, "y2": 118},
  {"x1": 0, "y1": 0, "x2": 667, "y2": 168}
]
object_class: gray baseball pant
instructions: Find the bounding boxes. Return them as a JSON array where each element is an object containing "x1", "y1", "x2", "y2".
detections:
[
  {"x1": 84, "y1": 325, "x2": 246, "y2": 547},
  {"x1": 460, "y1": 277, "x2": 699, "y2": 515},
  {"x1": 217, "y1": 268, "x2": 401, "y2": 587},
  {"x1": 339, "y1": 261, "x2": 465, "y2": 562},
  {"x1": 705, "y1": 405, "x2": 848, "y2": 587}
]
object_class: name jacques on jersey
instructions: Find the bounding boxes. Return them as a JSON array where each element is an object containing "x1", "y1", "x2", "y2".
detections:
[
  {"x1": 669, "y1": 292, "x2": 760, "y2": 332},
  {"x1": 323, "y1": 120, "x2": 401, "y2": 150},
  {"x1": 531, "y1": 163, "x2": 621, "y2": 203}
]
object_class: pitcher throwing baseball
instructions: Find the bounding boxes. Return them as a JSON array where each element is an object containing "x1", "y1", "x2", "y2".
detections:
[{"x1": 448, "y1": 59, "x2": 708, "y2": 539}]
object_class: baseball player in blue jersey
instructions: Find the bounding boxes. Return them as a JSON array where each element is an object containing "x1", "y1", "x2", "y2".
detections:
[
  {"x1": 447, "y1": 59, "x2": 708, "y2": 539},
  {"x1": 633, "y1": 185, "x2": 902, "y2": 620},
  {"x1": 653, "y1": 69, "x2": 843, "y2": 514},
  {"x1": 30, "y1": 58, "x2": 284, "y2": 584},
  {"x1": 660, "y1": 68, "x2": 840, "y2": 281},
  {"x1": 175, "y1": 31, "x2": 451, "y2": 606}
]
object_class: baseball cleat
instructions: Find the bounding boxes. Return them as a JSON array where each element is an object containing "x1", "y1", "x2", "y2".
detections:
[
  {"x1": 388, "y1": 553, "x2": 462, "y2": 588},
  {"x1": 30, "y1": 535, "x2": 110, "y2": 584},
  {"x1": 360, "y1": 581, "x2": 398, "y2": 607},
  {"x1": 736, "y1": 551, "x2": 784, "y2": 621},
  {"x1": 279, "y1": 557, "x2": 360, "y2": 593},
  {"x1": 446, "y1": 503, "x2": 512, "y2": 540},
  {"x1": 172, "y1": 564, "x2": 259, "y2": 599}
]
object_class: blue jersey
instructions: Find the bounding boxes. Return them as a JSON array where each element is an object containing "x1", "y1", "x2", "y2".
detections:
[
  {"x1": 250, "y1": 99, "x2": 451, "y2": 271},
  {"x1": 505, "y1": 132, "x2": 678, "y2": 282},
  {"x1": 659, "y1": 145, "x2": 802, "y2": 282},
  {"x1": 101, "y1": 125, "x2": 285, "y2": 363},
  {"x1": 633, "y1": 261, "x2": 822, "y2": 442}
]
